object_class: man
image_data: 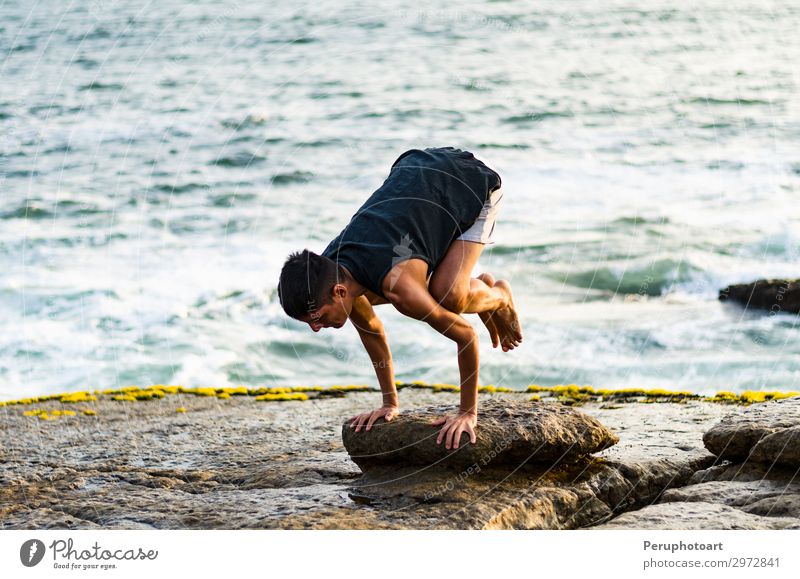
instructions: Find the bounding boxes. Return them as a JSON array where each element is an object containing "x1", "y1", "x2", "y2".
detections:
[{"x1": 277, "y1": 146, "x2": 522, "y2": 450}]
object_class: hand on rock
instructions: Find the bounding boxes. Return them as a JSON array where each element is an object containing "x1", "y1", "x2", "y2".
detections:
[
  {"x1": 432, "y1": 410, "x2": 477, "y2": 450},
  {"x1": 349, "y1": 405, "x2": 399, "y2": 433}
]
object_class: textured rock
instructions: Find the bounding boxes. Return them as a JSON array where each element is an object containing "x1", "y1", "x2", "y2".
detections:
[
  {"x1": 287, "y1": 454, "x2": 712, "y2": 530},
  {"x1": 718, "y1": 277, "x2": 800, "y2": 314},
  {"x1": 750, "y1": 425, "x2": 800, "y2": 466},
  {"x1": 0, "y1": 389, "x2": 782, "y2": 530},
  {"x1": 660, "y1": 479, "x2": 800, "y2": 512},
  {"x1": 702, "y1": 396, "x2": 800, "y2": 464},
  {"x1": 591, "y1": 501, "x2": 800, "y2": 530},
  {"x1": 687, "y1": 462, "x2": 800, "y2": 518},
  {"x1": 594, "y1": 456, "x2": 800, "y2": 529},
  {"x1": 341, "y1": 398, "x2": 619, "y2": 471}
]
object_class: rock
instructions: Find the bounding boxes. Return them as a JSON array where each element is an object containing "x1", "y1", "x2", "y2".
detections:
[
  {"x1": 305, "y1": 454, "x2": 712, "y2": 530},
  {"x1": 718, "y1": 277, "x2": 800, "y2": 314},
  {"x1": 341, "y1": 398, "x2": 619, "y2": 471},
  {"x1": 686, "y1": 462, "x2": 800, "y2": 518},
  {"x1": 591, "y1": 501, "x2": 800, "y2": 530},
  {"x1": 660, "y1": 480, "x2": 800, "y2": 517},
  {"x1": 593, "y1": 458, "x2": 800, "y2": 529},
  {"x1": 702, "y1": 396, "x2": 800, "y2": 464},
  {"x1": 750, "y1": 425, "x2": 800, "y2": 466},
  {"x1": 0, "y1": 388, "x2": 783, "y2": 530}
]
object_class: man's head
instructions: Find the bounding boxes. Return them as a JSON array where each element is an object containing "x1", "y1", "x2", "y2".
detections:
[{"x1": 277, "y1": 249, "x2": 355, "y2": 332}]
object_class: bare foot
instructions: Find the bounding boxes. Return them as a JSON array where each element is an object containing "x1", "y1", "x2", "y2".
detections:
[
  {"x1": 492, "y1": 279, "x2": 523, "y2": 351},
  {"x1": 476, "y1": 273, "x2": 501, "y2": 348}
]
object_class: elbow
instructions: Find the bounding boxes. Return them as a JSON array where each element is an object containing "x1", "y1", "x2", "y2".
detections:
[
  {"x1": 369, "y1": 319, "x2": 385, "y2": 336},
  {"x1": 358, "y1": 321, "x2": 385, "y2": 340},
  {"x1": 455, "y1": 326, "x2": 478, "y2": 348}
]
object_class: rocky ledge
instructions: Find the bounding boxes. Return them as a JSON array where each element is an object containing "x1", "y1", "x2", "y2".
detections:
[
  {"x1": 1, "y1": 387, "x2": 799, "y2": 529},
  {"x1": 595, "y1": 396, "x2": 800, "y2": 529}
]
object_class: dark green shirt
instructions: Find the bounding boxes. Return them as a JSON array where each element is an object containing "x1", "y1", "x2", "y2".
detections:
[{"x1": 321, "y1": 147, "x2": 501, "y2": 298}]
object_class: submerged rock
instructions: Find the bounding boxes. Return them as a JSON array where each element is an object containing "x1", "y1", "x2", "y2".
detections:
[
  {"x1": 718, "y1": 278, "x2": 800, "y2": 314},
  {"x1": 341, "y1": 398, "x2": 619, "y2": 471},
  {"x1": 702, "y1": 396, "x2": 800, "y2": 465}
]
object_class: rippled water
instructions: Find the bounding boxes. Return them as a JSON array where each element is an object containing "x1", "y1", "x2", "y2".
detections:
[{"x1": 2, "y1": 0, "x2": 799, "y2": 399}]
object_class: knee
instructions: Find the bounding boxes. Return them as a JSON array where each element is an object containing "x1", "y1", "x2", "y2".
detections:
[{"x1": 430, "y1": 282, "x2": 468, "y2": 314}]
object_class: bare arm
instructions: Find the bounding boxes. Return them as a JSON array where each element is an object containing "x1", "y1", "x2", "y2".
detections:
[
  {"x1": 347, "y1": 295, "x2": 399, "y2": 432},
  {"x1": 385, "y1": 281, "x2": 479, "y2": 417},
  {"x1": 349, "y1": 295, "x2": 397, "y2": 407}
]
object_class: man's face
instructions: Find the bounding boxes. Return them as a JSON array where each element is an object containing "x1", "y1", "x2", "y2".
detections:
[{"x1": 300, "y1": 284, "x2": 352, "y2": 332}]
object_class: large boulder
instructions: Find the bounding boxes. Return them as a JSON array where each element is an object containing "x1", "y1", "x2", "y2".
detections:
[
  {"x1": 341, "y1": 398, "x2": 619, "y2": 471},
  {"x1": 703, "y1": 396, "x2": 800, "y2": 466},
  {"x1": 718, "y1": 278, "x2": 800, "y2": 314}
]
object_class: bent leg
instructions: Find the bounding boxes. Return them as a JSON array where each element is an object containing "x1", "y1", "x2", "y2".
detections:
[
  {"x1": 428, "y1": 240, "x2": 507, "y2": 314},
  {"x1": 429, "y1": 240, "x2": 522, "y2": 350}
]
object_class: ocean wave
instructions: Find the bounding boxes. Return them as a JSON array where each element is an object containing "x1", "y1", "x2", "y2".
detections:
[
  {"x1": 211, "y1": 152, "x2": 266, "y2": 168},
  {"x1": 271, "y1": 171, "x2": 314, "y2": 186},
  {"x1": 550, "y1": 258, "x2": 704, "y2": 296},
  {"x1": 502, "y1": 111, "x2": 574, "y2": 124}
]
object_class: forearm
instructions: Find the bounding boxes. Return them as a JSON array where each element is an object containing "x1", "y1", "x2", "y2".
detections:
[
  {"x1": 359, "y1": 331, "x2": 398, "y2": 407},
  {"x1": 457, "y1": 335, "x2": 479, "y2": 415}
]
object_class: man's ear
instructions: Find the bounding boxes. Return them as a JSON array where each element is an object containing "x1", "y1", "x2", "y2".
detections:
[{"x1": 332, "y1": 283, "x2": 347, "y2": 299}]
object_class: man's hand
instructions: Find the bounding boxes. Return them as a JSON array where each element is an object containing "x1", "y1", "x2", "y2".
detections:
[
  {"x1": 349, "y1": 405, "x2": 399, "y2": 433},
  {"x1": 432, "y1": 410, "x2": 477, "y2": 449}
]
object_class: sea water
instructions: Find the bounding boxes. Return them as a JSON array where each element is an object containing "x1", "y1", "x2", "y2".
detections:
[{"x1": 1, "y1": 0, "x2": 798, "y2": 399}]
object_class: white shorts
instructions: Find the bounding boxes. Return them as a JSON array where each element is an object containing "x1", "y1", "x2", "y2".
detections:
[{"x1": 455, "y1": 186, "x2": 503, "y2": 245}]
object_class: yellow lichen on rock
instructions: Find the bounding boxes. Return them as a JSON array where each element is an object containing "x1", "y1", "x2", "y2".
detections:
[
  {"x1": 176, "y1": 407, "x2": 187, "y2": 413},
  {"x1": 60, "y1": 391, "x2": 98, "y2": 404},
  {"x1": 255, "y1": 392, "x2": 309, "y2": 402},
  {"x1": 112, "y1": 394, "x2": 137, "y2": 402}
]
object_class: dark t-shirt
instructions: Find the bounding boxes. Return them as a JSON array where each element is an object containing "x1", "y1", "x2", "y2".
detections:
[{"x1": 321, "y1": 146, "x2": 501, "y2": 298}]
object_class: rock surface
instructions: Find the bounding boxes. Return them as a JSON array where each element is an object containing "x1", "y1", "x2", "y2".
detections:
[
  {"x1": 1, "y1": 389, "x2": 798, "y2": 529},
  {"x1": 341, "y1": 398, "x2": 619, "y2": 470},
  {"x1": 703, "y1": 396, "x2": 800, "y2": 465},
  {"x1": 593, "y1": 399, "x2": 800, "y2": 529},
  {"x1": 718, "y1": 277, "x2": 800, "y2": 314},
  {"x1": 591, "y1": 501, "x2": 800, "y2": 530}
]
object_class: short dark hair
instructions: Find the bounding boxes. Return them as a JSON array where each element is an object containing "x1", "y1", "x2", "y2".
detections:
[{"x1": 278, "y1": 249, "x2": 347, "y2": 320}]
